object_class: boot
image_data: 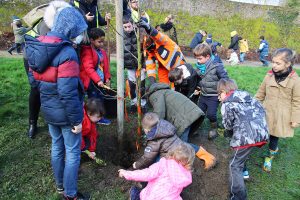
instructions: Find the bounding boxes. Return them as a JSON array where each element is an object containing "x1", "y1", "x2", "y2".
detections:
[
  {"x1": 208, "y1": 122, "x2": 218, "y2": 140},
  {"x1": 196, "y1": 147, "x2": 216, "y2": 170},
  {"x1": 263, "y1": 148, "x2": 279, "y2": 172},
  {"x1": 28, "y1": 120, "x2": 37, "y2": 139}
]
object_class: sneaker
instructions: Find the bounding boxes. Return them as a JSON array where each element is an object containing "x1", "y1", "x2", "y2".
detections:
[
  {"x1": 56, "y1": 186, "x2": 64, "y2": 194},
  {"x1": 7, "y1": 50, "x2": 12, "y2": 55},
  {"x1": 243, "y1": 170, "x2": 249, "y2": 179},
  {"x1": 63, "y1": 192, "x2": 91, "y2": 200},
  {"x1": 97, "y1": 118, "x2": 111, "y2": 125}
]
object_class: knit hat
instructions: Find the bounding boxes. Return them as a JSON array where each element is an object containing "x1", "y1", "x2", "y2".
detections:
[
  {"x1": 207, "y1": 34, "x2": 212, "y2": 38},
  {"x1": 51, "y1": 7, "x2": 87, "y2": 39}
]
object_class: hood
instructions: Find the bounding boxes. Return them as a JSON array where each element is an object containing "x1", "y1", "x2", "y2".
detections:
[
  {"x1": 224, "y1": 90, "x2": 252, "y2": 104},
  {"x1": 165, "y1": 158, "x2": 192, "y2": 187},
  {"x1": 147, "y1": 120, "x2": 176, "y2": 140},
  {"x1": 44, "y1": 1, "x2": 71, "y2": 29},
  {"x1": 24, "y1": 33, "x2": 71, "y2": 73},
  {"x1": 230, "y1": 31, "x2": 237, "y2": 37},
  {"x1": 260, "y1": 40, "x2": 268, "y2": 45},
  {"x1": 51, "y1": 7, "x2": 87, "y2": 39},
  {"x1": 148, "y1": 83, "x2": 170, "y2": 96}
]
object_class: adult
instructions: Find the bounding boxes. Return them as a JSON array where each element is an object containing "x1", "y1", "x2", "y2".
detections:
[
  {"x1": 129, "y1": 0, "x2": 150, "y2": 23},
  {"x1": 25, "y1": 4, "x2": 89, "y2": 199},
  {"x1": 138, "y1": 20, "x2": 185, "y2": 84},
  {"x1": 70, "y1": 0, "x2": 111, "y2": 32},
  {"x1": 190, "y1": 29, "x2": 207, "y2": 49},
  {"x1": 158, "y1": 14, "x2": 178, "y2": 45}
]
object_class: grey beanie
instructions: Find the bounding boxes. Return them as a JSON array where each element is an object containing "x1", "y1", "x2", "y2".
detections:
[{"x1": 51, "y1": 7, "x2": 87, "y2": 39}]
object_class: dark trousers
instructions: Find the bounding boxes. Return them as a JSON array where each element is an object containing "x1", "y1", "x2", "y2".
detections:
[
  {"x1": 8, "y1": 43, "x2": 22, "y2": 53},
  {"x1": 229, "y1": 147, "x2": 254, "y2": 200},
  {"x1": 269, "y1": 135, "x2": 279, "y2": 151},
  {"x1": 24, "y1": 58, "x2": 41, "y2": 122},
  {"x1": 128, "y1": 79, "x2": 145, "y2": 100},
  {"x1": 198, "y1": 95, "x2": 219, "y2": 122}
]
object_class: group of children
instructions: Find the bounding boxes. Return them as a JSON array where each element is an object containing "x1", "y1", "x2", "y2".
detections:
[{"x1": 9, "y1": 0, "x2": 299, "y2": 199}]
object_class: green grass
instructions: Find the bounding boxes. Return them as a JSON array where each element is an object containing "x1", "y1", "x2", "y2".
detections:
[{"x1": 0, "y1": 57, "x2": 299, "y2": 199}]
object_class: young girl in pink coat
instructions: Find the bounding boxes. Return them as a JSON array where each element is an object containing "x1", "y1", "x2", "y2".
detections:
[{"x1": 118, "y1": 142, "x2": 195, "y2": 200}]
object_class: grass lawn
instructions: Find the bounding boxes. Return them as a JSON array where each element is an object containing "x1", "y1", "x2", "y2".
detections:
[{"x1": 0, "y1": 57, "x2": 299, "y2": 199}]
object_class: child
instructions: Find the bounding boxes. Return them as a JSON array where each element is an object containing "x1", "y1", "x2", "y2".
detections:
[
  {"x1": 8, "y1": 16, "x2": 31, "y2": 55},
  {"x1": 205, "y1": 34, "x2": 223, "y2": 64},
  {"x1": 168, "y1": 63, "x2": 199, "y2": 102},
  {"x1": 119, "y1": 142, "x2": 194, "y2": 200},
  {"x1": 148, "y1": 84, "x2": 216, "y2": 170},
  {"x1": 81, "y1": 98, "x2": 105, "y2": 159},
  {"x1": 255, "y1": 48, "x2": 300, "y2": 172},
  {"x1": 123, "y1": 17, "x2": 147, "y2": 112},
  {"x1": 79, "y1": 27, "x2": 111, "y2": 125},
  {"x1": 226, "y1": 49, "x2": 239, "y2": 66},
  {"x1": 190, "y1": 29, "x2": 207, "y2": 49},
  {"x1": 258, "y1": 35, "x2": 269, "y2": 67},
  {"x1": 218, "y1": 78, "x2": 269, "y2": 200},
  {"x1": 193, "y1": 43, "x2": 229, "y2": 140},
  {"x1": 239, "y1": 37, "x2": 249, "y2": 63}
]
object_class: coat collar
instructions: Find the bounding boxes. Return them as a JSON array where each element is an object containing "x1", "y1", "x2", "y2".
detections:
[{"x1": 268, "y1": 70, "x2": 297, "y2": 88}]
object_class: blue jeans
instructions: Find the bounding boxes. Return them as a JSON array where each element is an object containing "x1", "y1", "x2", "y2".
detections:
[
  {"x1": 259, "y1": 53, "x2": 269, "y2": 66},
  {"x1": 180, "y1": 127, "x2": 200, "y2": 152},
  {"x1": 239, "y1": 52, "x2": 245, "y2": 62},
  {"x1": 48, "y1": 124, "x2": 82, "y2": 197}
]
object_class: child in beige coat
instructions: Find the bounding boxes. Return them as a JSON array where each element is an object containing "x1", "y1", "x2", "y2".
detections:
[{"x1": 255, "y1": 48, "x2": 300, "y2": 172}]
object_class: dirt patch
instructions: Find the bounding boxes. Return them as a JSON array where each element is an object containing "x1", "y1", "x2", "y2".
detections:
[{"x1": 78, "y1": 115, "x2": 231, "y2": 199}]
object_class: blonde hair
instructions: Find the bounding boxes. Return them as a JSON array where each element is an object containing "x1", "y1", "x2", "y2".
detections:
[
  {"x1": 217, "y1": 78, "x2": 238, "y2": 93},
  {"x1": 142, "y1": 112, "x2": 159, "y2": 130},
  {"x1": 273, "y1": 48, "x2": 297, "y2": 67},
  {"x1": 166, "y1": 143, "x2": 195, "y2": 171}
]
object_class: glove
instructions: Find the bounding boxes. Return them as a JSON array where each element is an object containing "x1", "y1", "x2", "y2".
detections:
[
  {"x1": 72, "y1": 123, "x2": 82, "y2": 134},
  {"x1": 148, "y1": 76, "x2": 156, "y2": 85},
  {"x1": 136, "y1": 20, "x2": 151, "y2": 33}
]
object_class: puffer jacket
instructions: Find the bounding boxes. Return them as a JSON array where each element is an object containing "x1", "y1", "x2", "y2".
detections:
[
  {"x1": 221, "y1": 90, "x2": 269, "y2": 148},
  {"x1": 190, "y1": 32, "x2": 204, "y2": 49},
  {"x1": 134, "y1": 120, "x2": 185, "y2": 169},
  {"x1": 124, "y1": 29, "x2": 139, "y2": 69},
  {"x1": 228, "y1": 34, "x2": 239, "y2": 51},
  {"x1": 25, "y1": 32, "x2": 84, "y2": 126},
  {"x1": 259, "y1": 40, "x2": 269, "y2": 56},
  {"x1": 148, "y1": 83, "x2": 205, "y2": 136}
]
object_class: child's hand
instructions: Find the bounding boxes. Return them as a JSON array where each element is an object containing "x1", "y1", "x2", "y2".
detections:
[
  {"x1": 291, "y1": 122, "x2": 299, "y2": 128},
  {"x1": 105, "y1": 79, "x2": 111, "y2": 87},
  {"x1": 194, "y1": 89, "x2": 201, "y2": 96},
  {"x1": 72, "y1": 123, "x2": 82, "y2": 134},
  {"x1": 89, "y1": 152, "x2": 96, "y2": 160},
  {"x1": 105, "y1": 13, "x2": 111, "y2": 21},
  {"x1": 97, "y1": 81, "x2": 104, "y2": 87},
  {"x1": 118, "y1": 169, "x2": 126, "y2": 178}
]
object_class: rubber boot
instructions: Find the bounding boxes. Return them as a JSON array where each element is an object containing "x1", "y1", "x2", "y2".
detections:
[
  {"x1": 263, "y1": 148, "x2": 279, "y2": 172},
  {"x1": 208, "y1": 122, "x2": 218, "y2": 140},
  {"x1": 28, "y1": 120, "x2": 37, "y2": 139},
  {"x1": 196, "y1": 147, "x2": 217, "y2": 170}
]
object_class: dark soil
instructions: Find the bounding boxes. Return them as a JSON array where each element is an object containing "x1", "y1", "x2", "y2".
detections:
[{"x1": 78, "y1": 113, "x2": 231, "y2": 200}]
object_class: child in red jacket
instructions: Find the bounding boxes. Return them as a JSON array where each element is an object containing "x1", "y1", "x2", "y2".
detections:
[
  {"x1": 81, "y1": 98, "x2": 105, "y2": 159},
  {"x1": 79, "y1": 27, "x2": 112, "y2": 125}
]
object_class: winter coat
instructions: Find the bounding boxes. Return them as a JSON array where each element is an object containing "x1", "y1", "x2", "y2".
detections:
[
  {"x1": 123, "y1": 157, "x2": 192, "y2": 200},
  {"x1": 228, "y1": 34, "x2": 239, "y2": 51},
  {"x1": 124, "y1": 29, "x2": 139, "y2": 70},
  {"x1": 79, "y1": 45, "x2": 111, "y2": 90},
  {"x1": 239, "y1": 39, "x2": 249, "y2": 53},
  {"x1": 25, "y1": 32, "x2": 84, "y2": 126},
  {"x1": 81, "y1": 107, "x2": 98, "y2": 152},
  {"x1": 197, "y1": 57, "x2": 229, "y2": 96},
  {"x1": 190, "y1": 32, "x2": 204, "y2": 49},
  {"x1": 210, "y1": 41, "x2": 222, "y2": 55},
  {"x1": 70, "y1": 0, "x2": 107, "y2": 31},
  {"x1": 174, "y1": 63, "x2": 199, "y2": 98},
  {"x1": 12, "y1": 24, "x2": 31, "y2": 44},
  {"x1": 259, "y1": 40, "x2": 269, "y2": 56},
  {"x1": 148, "y1": 83, "x2": 205, "y2": 136},
  {"x1": 221, "y1": 90, "x2": 269, "y2": 148},
  {"x1": 144, "y1": 29, "x2": 185, "y2": 79},
  {"x1": 134, "y1": 120, "x2": 184, "y2": 169},
  {"x1": 255, "y1": 70, "x2": 300, "y2": 138}
]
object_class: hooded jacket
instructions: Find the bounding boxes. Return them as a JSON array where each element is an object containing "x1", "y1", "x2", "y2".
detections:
[
  {"x1": 81, "y1": 106, "x2": 98, "y2": 152},
  {"x1": 221, "y1": 90, "x2": 269, "y2": 148},
  {"x1": 134, "y1": 120, "x2": 184, "y2": 169},
  {"x1": 148, "y1": 83, "x2": 205, "y2": 136},
  {"x1": 123, "y1": 157, "x2": 192, "y2": 200},
  {"x1": 25, "y1": 7, "x2": 87, "y2": 126},
  {"x1": 124, "y1": 28, "x2": 139, "y2": 69},
  {"x1": 190, "y1": 32, "x2": 204, "y2": 49},
  {"x1": 228, "y1": 31, "x2": 239, "y2": 51},
  {"x1": 259, "y1": 40, "x2": 269, "y2": 56}
]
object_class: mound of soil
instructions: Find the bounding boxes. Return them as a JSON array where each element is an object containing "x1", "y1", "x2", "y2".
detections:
[{"x1": 79, "y1": 116, "x2": 231, "y2": 199}]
